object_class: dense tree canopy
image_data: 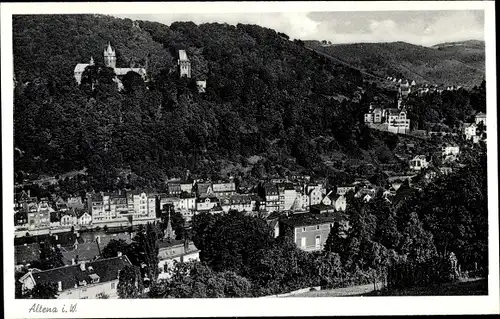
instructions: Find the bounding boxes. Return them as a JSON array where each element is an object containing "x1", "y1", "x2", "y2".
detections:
[{"x1": 14, "y1": 14, "x2": 409, "y2": 190}]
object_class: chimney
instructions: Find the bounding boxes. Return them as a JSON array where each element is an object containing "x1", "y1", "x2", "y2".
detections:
[
  {"x1": 71, "y1": 258, "x2": 75, "y2": 265},
  {"x1": 80, "y1": 261, "x2": 86, "y2": 271},
  {"x1": 58, "y1": 281, "x2": 62, "y2": 292}
]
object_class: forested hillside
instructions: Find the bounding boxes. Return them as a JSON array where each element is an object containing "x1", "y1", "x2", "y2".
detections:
[
  {"x1": 305, "y1": 40, "x2": 485, "y2": 88},
  {"x1": 13, "y1": 15, "x2": 485, "y2": 192},
  {"x1": 13, "y1": 14, "x2": 393, "y2": 190}
]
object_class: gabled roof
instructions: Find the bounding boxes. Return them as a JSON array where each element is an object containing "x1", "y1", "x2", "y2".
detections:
[
  {"x1": 74, "y1": 63, "x2": 90, "y2": 73},
  {"x1": 412, "y1": 155, "x2": 427, "y2": 161},
  {"x1": 15, "y1": 190, "x2": 30, "y2": 202},
  {"x1": 327, "y1": 192, "x2": 342, "y2": 202},
  {"x1": 263, "y1": 183, "x2": 279, "y2": 195},
  {"x1": 28, "y1": 256, "x2": 132, "y2": 291},
  {"x1": 76, "y1": 210, "x2": 91, "y2": 219}
]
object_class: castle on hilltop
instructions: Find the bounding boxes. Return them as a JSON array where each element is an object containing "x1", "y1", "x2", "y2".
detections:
[{"x1": 74, "y1": 42, "x2": 147, "y2": 87}]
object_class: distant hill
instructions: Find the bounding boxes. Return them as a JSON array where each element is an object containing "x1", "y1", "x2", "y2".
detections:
[{"x1": 305, "y1": 40, "x2": 484, "y2": 88}]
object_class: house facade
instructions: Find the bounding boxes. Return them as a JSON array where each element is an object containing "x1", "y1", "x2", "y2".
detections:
[
  {"x1": 308, "y1": 187, "x2": 323, "y2": 206},
  {"x1": 61, "y1": 211, "x2": 77, "y2": 227},
  {"x1": 77, "y1": 211, "x2": 92, "y2": 226},
  {"x1": 277, "y1": 183, "x2": 298, "y2": 211},
  {"x1": 259, "y1": 183, "x2": 280, "y2": 213},
  {"x1": 280, "y1": 213, "x2": 347, "y2": 252},
  {"x1": 463, "y1": 123, "x2": 477, "y2": 141},
  {"x1": 27, "y1": 199, "x2": 51, "y2": 230},
  {"x1": 386, "y1": 109, "x2": 410, "y2": 134},
  {"x1": 336, "y1": 185, "x2": 356, "y2": 196},
  {"x1": 442, "y1": 145, "x2": 460, "y2": 157},
  {"x1": 212, "y1": 182, "x2": 237, "y2": 199},
  {"x1": 195, "y1": 197, "x2": 220, "y2": 212},
  {"x1": 220, "y1": 194, "x2": 256, "y2": 213},
  {"x1": 321, "y1": 191, "x2": 347, "y2": 212},
  {"x1": 89, "y1": 191, "x2": 158, "y2": 227},
  {"x1": 409, "y1": 155, "x2": 429, "y2": 171}
]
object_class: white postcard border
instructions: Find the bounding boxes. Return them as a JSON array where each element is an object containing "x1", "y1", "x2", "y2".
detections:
[{"x1": 2, "y1": 1, "x2": 498, "y2": 317}]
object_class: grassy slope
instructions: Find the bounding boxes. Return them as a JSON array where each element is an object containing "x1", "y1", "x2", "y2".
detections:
[{"x1": 292, "y1": 278, "x2": 487, "y2": 297}]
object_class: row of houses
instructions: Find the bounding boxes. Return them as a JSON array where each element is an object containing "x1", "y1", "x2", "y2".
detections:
[{"x1": 385, "y1": 77, "x2": 463, "y2": 95}]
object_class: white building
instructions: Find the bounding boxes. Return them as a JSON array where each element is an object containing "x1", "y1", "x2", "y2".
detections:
[
  {"x1": 475, "y1": 112, "x2": 486, "y2": 126},
  {"x1": 409, "y1": 155, "x2": 429, "y2": 171},
  {"x1": 442, "y1": 145, "x2": 460, "y2": 156},
  {"x1": 463, "y1": 123, "x2": 477, "y2": 141},
  {"x1": 386, "y1": 109, "x2": 410, "y2": 134},
  {"x1": 278, "y1": 184, "x2": 298, "y2": 211}
]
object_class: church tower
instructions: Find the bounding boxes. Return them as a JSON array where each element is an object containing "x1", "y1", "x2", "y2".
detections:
[
  {"x1": 163, "y1": 211, "x2": 176, "y2": 240},
  {"x1": 103, "y1": 42, "x2": 116, "y2": 68}
]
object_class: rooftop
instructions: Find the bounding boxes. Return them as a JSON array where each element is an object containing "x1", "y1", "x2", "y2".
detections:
[
  {"x1": 15, "y1": 243, "x2": 41, "y2": 265},
  {"x1": 281, "y1": 212, "x2": 347, "y2": 228},
  {"x1": 28, "y1": 256, "x2": 132, "y2": 291}
]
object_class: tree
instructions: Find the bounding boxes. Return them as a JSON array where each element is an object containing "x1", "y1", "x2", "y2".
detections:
[
  {"x1": 102, "y1": 239, "x2": 130, "y2": 258},
  {"x1": 134, "y1": 223, "x2": 160, "y2": 282},
  {"x1": 117, "y1": 265, "x2": 143, "y2": 298},
  {"x1": 30, "y1": 241, "x2": 64, "y2": 270},
  {"x1": 150, "y1": 261, "x2": 251, "y2": 298},
  {"x1": 25, "y1": 282, "x2": 59, "y2": 299},
  {"x1": 399, "y1": 212, "x2": 437, "y2": 263},
  {"x1": 193, "y1": 214, "x2": 274, "y2": 276}
]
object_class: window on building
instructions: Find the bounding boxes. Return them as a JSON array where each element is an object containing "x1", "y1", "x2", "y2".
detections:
[
  {"x1": 111, "y1": 282, "x2": 116, "y2": 290},
  {"x1": 315, "y1": 235, "x2": 321, "y2": 248},
  {"x1": 302, "y1": 227, "x2": 306, "y2": 232},
  {"x1": 316, "y1": 225, "x2": 320, "y2": 230}
]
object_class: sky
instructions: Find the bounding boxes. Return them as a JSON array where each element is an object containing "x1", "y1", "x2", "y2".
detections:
[{"x1": 115, "y1": 10, "x2": 484, "y2": 47}]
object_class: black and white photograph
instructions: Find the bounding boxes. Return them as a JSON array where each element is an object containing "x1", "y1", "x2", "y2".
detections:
[{"x1": 2, "y1": 1, "x2": 499, "y2": 317}]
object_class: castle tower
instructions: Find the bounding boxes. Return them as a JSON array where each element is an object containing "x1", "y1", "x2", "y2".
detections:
[
  {"x1": 178, "y1": 50, "x2": 191, "y2": 78},
  {"x1": 103, "y1": 42, "x2": 116, "y2": 69}
]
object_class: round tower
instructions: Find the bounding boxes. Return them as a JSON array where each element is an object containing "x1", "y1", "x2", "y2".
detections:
[{"x1": 103, "y1": 42, "x2": 116, "y2": 68}]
